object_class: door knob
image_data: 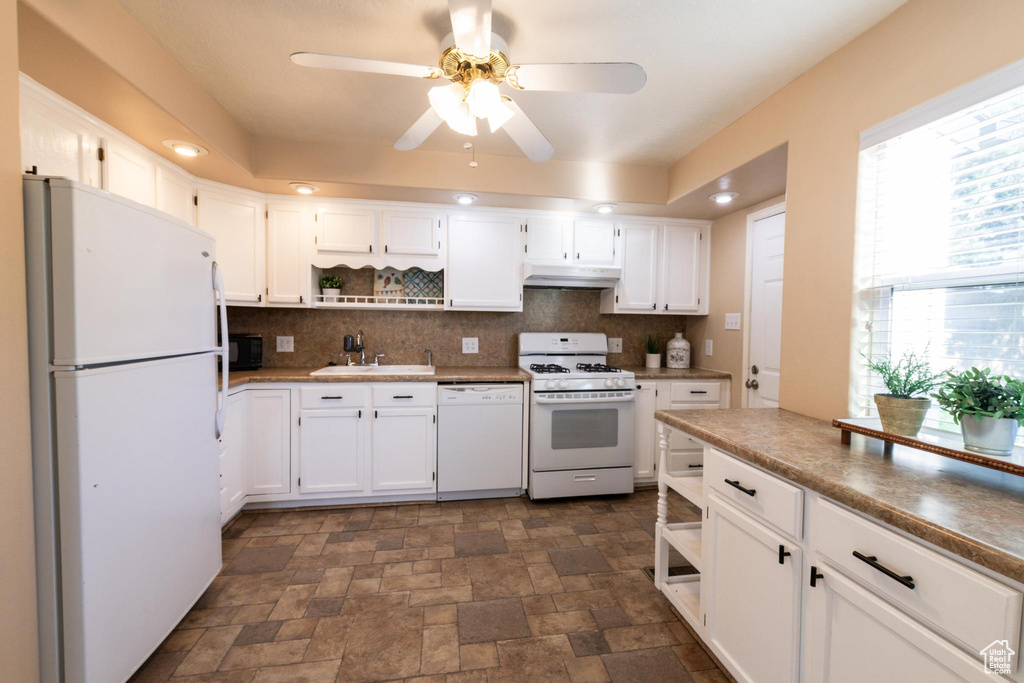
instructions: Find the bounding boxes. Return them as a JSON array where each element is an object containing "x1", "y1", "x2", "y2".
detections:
[
  {"x1": 745, "y1": 379, "x2": 759, "y2": 390},
  {"x1": 750, "y1": 365, "x2": 759, "y2": 375}
]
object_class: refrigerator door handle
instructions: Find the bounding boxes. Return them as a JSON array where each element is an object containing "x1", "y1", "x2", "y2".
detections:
[{"x1": 213, "y1": 262, "x2": 229, "y2": 438}]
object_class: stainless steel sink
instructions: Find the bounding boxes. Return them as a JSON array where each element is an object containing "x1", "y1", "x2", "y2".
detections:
[{"x1": 310, "y1": 365, "x2": 436, "y2": 376}]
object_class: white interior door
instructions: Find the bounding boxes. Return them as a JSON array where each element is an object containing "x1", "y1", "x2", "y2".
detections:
[{"x1": 748, "y1": 211, "x2": 785, "y2": 408}]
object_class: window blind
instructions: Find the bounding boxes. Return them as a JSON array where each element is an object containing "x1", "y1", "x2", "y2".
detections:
[{"x1": 855, "y1": 81, "x2": 1024, "y2": 436}]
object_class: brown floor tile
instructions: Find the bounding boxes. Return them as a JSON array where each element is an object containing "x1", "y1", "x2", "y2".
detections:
[
  {"x1": 174, "y1": 625, "x2": 243, "y2": 676},
  {"x1": 468, "y1": 554, "x2": 534, "y2": 600},
  {"x1": 421, "y1": 623, "x2": 460, "y2": 675},
  {"x1": 591, "y1": 606, "x2": 632, "y2": 630},
  {"x1": 601, "y1": 647, "x2": 693, "y2": 683},
  {"x1": 275, "y1": 617, "x2": 317, "y2": 641},
  {"x1": 457, "y1": 598, "x2": 531, "y2": 644},
  {"x1": 407, "y1": 584, "x2": 474, "y2": 606},
  {"x1": 289, "y1": 568, "x2": 324, "y2": 585},
  {"x1": 441, "y1": 557, "x2": 472, "y2": 586},
  {"x1": 167, "y1": 669, "x2": 256, "y2": 682},
  {"x1": 689, "y1": 670, "x2": 731, "y2": 683},
  {"x1": 305, "y1": 597, "x2": 344, "y2": 617},
  {"x1": 568, "y1": 630, "x2": 612, "y2": 657},
  {"x1": 454, "y1": 531, "x2": 508, "y2": 557},
  {"x1": 312, "y1": 566, "x2": 353, "y2": 598},
  {"x1": 303, "y1": 614, "x2": 354, "y2": 662},
  {"x1": 522, "y1": 550, "x2": 551, "y2": 565},
  {"x1": 527, "y1": 563, "x2": 565, "y2": 594},
  {"x1": 233, "y1": 620, "x2": 282, "y2": 646},
  {"x1": 338, "y1": 606, "x2": 423, "y2": 682},
  {"x1": 553, "y1": 590, "x2": 618, "y2": 612},
  {"x1": 340, "y1": 592, "x2": 410, "y2": 613},
  {"x1": 489, "y1": 634, "x2": 574, "y2": 682},
  {"x1": 267, "y1": 584, "x2": 316, "y2": 621},
  {"x1": 405, "y1": 524, "x2": 455, "y2": 548},
  {"x1": 459, "y1": 642, "x2": 498, "y2": 670},
  {"x1": 250, "y1": 659, "x2": 340, "y2": 682},
  {"x1": 156, "y1": 628, "x2": 205, "y2": 653},
  {"x1": 221, "y1": 547, "x2": 296, "y2": 575},
  {"x1": 674, "y1": 642, "x2": 717, "y2": 672},
  {"x1": 560, "y1": 575, "x2": 595, "y2": 592},
  {"x1": 218, "y1": 639, "x2": 310, "y2": 670},
  {"x1": 565, "y1": 655, "x2": 611, "y2": 683},
  {"x1": 346, "y1": 577, "x2": 381, "y2": 595},
  {"x1": 129, "y1": 651, "x2": 187, "y2": 682},
  {"x1": 522, "y1": 594, "x2": 557, "y2": 615},
  {"x1": 424, "y1": 603, "x2": 458, "y2": 625},
  {"x1": 603, "y1": 623, "x2": 679, "y2": 652},
  {"x1": 381, "y1": 571, "x2": 442, "y2": 592},
  {"x1": 527, "y1": 610, "x2": 598, "y2": 636},
  {"x1": 352, "y1": 563, "x2": 384, "y2": 579},
  {"x1": 548, "y1": 548, "x2": 614, "y2": 576}
]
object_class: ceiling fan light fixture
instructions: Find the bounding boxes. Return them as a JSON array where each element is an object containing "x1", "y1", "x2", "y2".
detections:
[
  {"x1": 466, "y1": 78, "x2": 501, "y2": 118},
  {"x1": 709, "y1": 192, "x2": 739, "y2": 205},
  {"x1": 593, "y1": 203, "x2": 617, "y2": 214},
  {"x1": 453, "y1": 193, "x2": 478, "y2": 205},
  {"x1": 289, "y1": 182, "x2": 318, "y2": 195}
]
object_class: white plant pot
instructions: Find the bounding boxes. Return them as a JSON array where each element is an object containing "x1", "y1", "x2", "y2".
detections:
[
  {"x1": 645, "y1": 353, "x2": 661, "y2": 369},
  {"x1": 960, "y1": 415, "x2": 1019, "y2": 457},
  {"x1": 322, "y1": 287, "x2": 341, "y2": 302}
]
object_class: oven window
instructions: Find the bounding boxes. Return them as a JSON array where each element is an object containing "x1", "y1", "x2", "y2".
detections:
[{"x1": 551, "y1": 409, "x2": 618, "y2": 450}]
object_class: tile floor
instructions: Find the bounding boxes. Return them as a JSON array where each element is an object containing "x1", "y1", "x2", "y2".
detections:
[{"x1": 131, "y1": 489, "x2": 732, "y2": 682}]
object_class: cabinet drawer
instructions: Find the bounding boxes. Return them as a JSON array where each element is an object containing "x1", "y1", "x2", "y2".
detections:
[
  {"x1": 372, "y1": 384, "x2": 435, "y2": 407},
  {"x1": 301, "y1": 386, "x2": 368, "y2": 409},
  {"x1": 705, "y1": 448, "x2": 803, "y2": 539},
  {"x1": 530, "y1": 467, "x2": 633, "y2": 499},
  {"x1": 668, "y1": 381, "x2": 720, "y2": 404},
  {"x1": 815, "y1": 499, "x2": 1022, "y2": 657}
]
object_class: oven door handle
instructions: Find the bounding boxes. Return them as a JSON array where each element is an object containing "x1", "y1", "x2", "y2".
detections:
[{"x1": 534, "y1": 393, "x2": 634, "y2": 404}]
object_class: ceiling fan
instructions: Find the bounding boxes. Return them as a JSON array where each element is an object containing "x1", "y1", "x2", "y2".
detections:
[{"x1": 290, "y1": 0, "x2": 646, "y2": 162}]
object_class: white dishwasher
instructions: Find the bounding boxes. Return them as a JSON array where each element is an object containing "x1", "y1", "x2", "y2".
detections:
[{"x1": 437, "y1": 384, "x2": 524, "y2": 501}]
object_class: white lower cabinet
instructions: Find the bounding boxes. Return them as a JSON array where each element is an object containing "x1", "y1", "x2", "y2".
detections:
[
  {"x1": 805, "y1": 563, "x2": 991, "y2": 683},
  {"x1": 371, "y1": 407, "x2": 436, "y2": 493},
  {"x1": 635, "y1": 379, "x2": 727, "y2": 483},
  {"x1": 633, "y1": 383, "x2": 657, "y2": 480},
  {"x1": 219, "y1": 391, "x2": 247, "y2": 523},
  {"x1": 299, "y1": 408, "x2": 367, "y2": 493},
  {"x1": 246, "y1": 389, "x2": 291, "y2": 495},
  {"x1": 705, "y1": 495, "x2": 802, "y2": 683}
]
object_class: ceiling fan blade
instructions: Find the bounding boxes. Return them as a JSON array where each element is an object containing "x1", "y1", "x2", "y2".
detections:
[
  {"x1": 394, "y1": 108, "x2": 444, "y2": 151},
  {"x1": 500, "y1": 99, "x2": 554, "y2": 162},
  {"x1": 510, "y1": 63, "x2": 647, "y2": 94},
  {"x1": 290, "y1": 52, "x2": 436, "y2": 79},
  {"x1": 448, "y1": 0, "x2": 492, "y2": 59}
]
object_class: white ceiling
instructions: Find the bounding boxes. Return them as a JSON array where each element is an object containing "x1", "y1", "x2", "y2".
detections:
[{"x1": 117, "y1": 0, "x2": 904, "y2": 166}]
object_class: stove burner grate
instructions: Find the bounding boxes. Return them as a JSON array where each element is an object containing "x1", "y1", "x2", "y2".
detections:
[
  {"x1": 530, "y1": 363, "x2": 570, "y2": 374},
  {"x1": 575, "y1": 363, "x2": 622, "y2": 373}
]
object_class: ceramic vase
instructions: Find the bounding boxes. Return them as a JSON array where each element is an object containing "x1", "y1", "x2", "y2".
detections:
[
  {"x1": 645, "y1": 353, "x2": 661, "y2": 369},
  {"x1": 873, "y1": 394, "x2": 929, "y2": 437},
  {"x1": 666, "y1": 333, "x2": 690, "y2": 369}
]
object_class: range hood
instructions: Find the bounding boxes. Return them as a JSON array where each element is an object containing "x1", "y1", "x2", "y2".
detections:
[{"x1": 523, "y1": 263, "x2": 622, "y2": 289}]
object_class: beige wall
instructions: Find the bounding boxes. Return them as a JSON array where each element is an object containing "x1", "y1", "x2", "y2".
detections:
[
  {"x1": 687, "y1": 195, "x2": 786, "y2": 408},
  {"x1": 1, "y1": 0, "x2": 40, "y2": 679},
  {"x1": 668, "y1": 0, "x2": 1024, "y2": 420}
]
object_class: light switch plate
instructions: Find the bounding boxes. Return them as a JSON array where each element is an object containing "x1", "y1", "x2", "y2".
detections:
[
  {"x1": 608, "y1": 337, "x2": 623, "y2": 353},
  {"x1": 705, "y1": 339, "x2": 713, "y2": 356},
  {"x1": 277, "y1": 336, "x2": 294, "y2": 352},
  {"x1": 462, "y1": 337, "x2": 479, "y2": 354},
  {"x1": 725, "y1": 313, "x2": 742, "y2": 330}
]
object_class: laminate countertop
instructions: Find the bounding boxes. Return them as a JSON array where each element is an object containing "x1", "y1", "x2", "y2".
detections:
[
  {"x1": 626, "y1": 367, "x2": 731, "y2": 380},
  {"x1": 226, "y1": 366, "x2": 530, "y2": 389},
  {"x1": 655, "y1": 408, "x2": 1024, "y2": 583}
]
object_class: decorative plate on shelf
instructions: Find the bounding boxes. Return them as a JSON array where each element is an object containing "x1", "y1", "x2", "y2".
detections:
[{"x1": 374, "y1": 267, "x2": 405, "y2": 297}]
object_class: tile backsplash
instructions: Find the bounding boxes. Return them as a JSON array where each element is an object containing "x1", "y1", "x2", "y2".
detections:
[{"x1": 228, "y1": 288, "x2": 686, "y2": 368}]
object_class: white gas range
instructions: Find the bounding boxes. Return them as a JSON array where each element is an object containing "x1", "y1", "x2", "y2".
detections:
[{"x1": 519, "y1": 333, "x2": 635, "y2": 499}]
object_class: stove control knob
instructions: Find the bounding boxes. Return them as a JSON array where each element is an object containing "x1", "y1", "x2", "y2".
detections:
[
  {"x1": 545, "y1": 379, "x2": 556, "y2": 390},
  {"x1": 604, "y1": 378, "x2": 614, "y2": 388},
  {"x1": 558, "y1": 379, "x2": 569, "y2": 390},
  {"x1": 616, "y1": 378, "x2": 626, "y2": 388}
]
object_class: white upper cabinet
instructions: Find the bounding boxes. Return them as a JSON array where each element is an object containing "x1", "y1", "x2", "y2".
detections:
[
  {"x1": 317, "y1": 205, "x2": 377, "y2": 254},
  {"x1": 197, "y1": 187, "x2": 265, "y2": 305},
  {"x1": 20, "y1": 87, "x2": 101, "y2": 186},
  {"x1": 660, "y1": 224, "x2": 702, "y2": 313},
  {"x1": 525, "y1": 217, "x2": 571, "y2": 264},
  {"x1": 266, "y1": 203, "x2": 310, "y2": 305},
  {"x1": 616, "y1": 222, "x2": 659, "y2": 311},
  {"x1": 155, "y1": 167, "x2": 195, "y2": 225},
  {"x1": 101, "y1": 138, "x2": 156, "y2": 208},
  {"x1": 447, "y1": 213, "x2": 523, "y2": 311},
  {"x1": 572, "y1": 219, "x2": 616, "y2": 265},
  {"x1": 382, "y1": 209, "x2": 439, "y2": 255}
]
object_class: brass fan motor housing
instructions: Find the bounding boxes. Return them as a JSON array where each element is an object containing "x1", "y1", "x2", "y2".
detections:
[{"x1": 438, "y1": 45, "x2": 512, "y2": 86}]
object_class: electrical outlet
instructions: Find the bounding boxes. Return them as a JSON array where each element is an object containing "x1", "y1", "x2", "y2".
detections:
[
  {"x1": 705, "y1": 339, "x2": 713, "y2": 356},
  {"x1": 724, "y1": 314, "x2": 741, "y2": 330},
  {"x1": 462, "y1": 337, "x2": 479, "y2": 354},
  {"x1": 608, "y1": 337, "x2": 623, "y2": 353},
  {"x1": 277, "y1": 336, "x2": 294, "y2": 352}
]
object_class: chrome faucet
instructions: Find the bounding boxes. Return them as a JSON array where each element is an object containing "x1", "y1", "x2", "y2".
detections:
[
  {"x1": 424, "y1": 348, "x2": 433, "y2": 366},
  {"x1": 356, "y1": 330, "x2": 365, "y2": 365}
]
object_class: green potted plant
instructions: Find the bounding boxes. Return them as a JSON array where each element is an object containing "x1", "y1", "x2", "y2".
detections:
[
  {"x1": 645, "y1": 335, "x2": 661, "y2": 369},
  {"x1": 864, "y1": 350, "x2": 944, "y2": 437},
  {"x1": 319, "y1": 274, "x2": 343, "y2": 301},
  {"x1": 933, "y1": 367, "x2": 1024, "y2": 456}
]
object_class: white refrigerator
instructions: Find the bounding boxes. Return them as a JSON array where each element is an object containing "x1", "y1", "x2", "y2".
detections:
[{"x1": 24, "y1": 177, "x2": 229, "y2": 682}]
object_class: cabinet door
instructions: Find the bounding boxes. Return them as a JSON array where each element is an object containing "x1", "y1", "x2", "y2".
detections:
[
  {"x1": 616, "y1": 223, "x2": 659, "y2": 311},
  {"x1": 371, "y1": 407, "x2": 435, "y2": 492},
  {"x1": 572, "y1": 219, "x2": 615, "y2": 265},
  {"x1": 660, "y1": 225, "x2": 701, "y2": 313},
  {"x1": 246, "y1": 389, "x2": 291, "y2": 495},
  {"x1": 805, "y1": 563, "x2": 990, "y2": 682},
  {"x1": 317, "y1": 206, "x2": 376, "y2": 254},
  {"x1": 20, "y1": 92, "x2": 101, "y2": 186},
  {"x1": 155, "y1": 167, "x2": 195, "y2": 225},
  {"x1": 706, "y1": 496, "x2": 801, "y2": 683},
  {"x1": 633, "y1": 383, "x2": 657, "y2": 480},
  {"x1": 101, "y1": 138, "x2": 156, "y2": 207},
  {"x1": 266, "y1": 203, "x2": 309, "y2": 305},
  {"x1": 382, "y1": 209, "x2": 439, "y2": 255},
  {"x1": 299, "y1": 409, "x2": 366, "y2": 493},
  {"x1": 220, "y1": 392, "x2": 247, "y2": 521},
  {"x1": 197, "y1": 188, "x2": 265, "y2": 304},
  {"x1": 447, "y1": 214, "x2": 523, "y2": 310},
  {"x1": 526, "y1": 217, "x2": 571, "y2": 264}
]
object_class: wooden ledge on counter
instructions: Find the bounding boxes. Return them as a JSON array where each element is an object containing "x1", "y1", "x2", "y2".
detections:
[{"x1": 655, "y1": 407, "x2": 1024, "y2": 583}]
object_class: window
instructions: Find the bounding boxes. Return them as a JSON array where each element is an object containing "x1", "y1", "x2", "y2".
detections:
[{"x1": 855, "y1": 68, "x2": 1024, "y2": 437}]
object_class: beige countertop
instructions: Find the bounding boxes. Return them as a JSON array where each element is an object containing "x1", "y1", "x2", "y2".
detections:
[
  {"x1": 227, "y1": 366, "x2": 530, "y2": 389},
  {"x1": 655, "y1": 408, "x2": 1024, "y2": 583},
  {"x1": 626, "y1": 366, "x2": 731, "y2": 380}
]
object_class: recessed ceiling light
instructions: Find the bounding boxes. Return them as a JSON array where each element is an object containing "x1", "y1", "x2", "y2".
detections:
[
  {"x1": 709, "y1": 192, "x2": 738, "y2": 205},
  {"x1": 162, "y1": 139, "x2": 208, "y2": 157},
  {"x1": 453, "y1": 193, "x2": 478, "y2": 205},
  {"x1": 593, "y1": 203, "x2": 617, "y2": 214},
  {"x1": 289, "y1": 183, "x2": 318, "y2": 195}
]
